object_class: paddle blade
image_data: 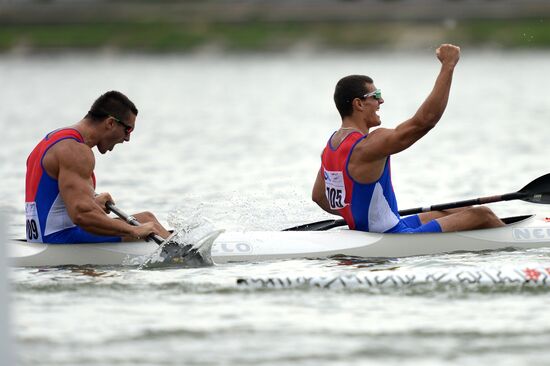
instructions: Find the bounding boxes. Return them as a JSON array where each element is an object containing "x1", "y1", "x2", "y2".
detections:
[
  {"x1": 521, "y1": 193, "x2": 550, "y2": 204},
  {"x1": 158, "y1": 230, "x2": 222, "y2": 267},
  {"x1": 519, "y1": 173, "x2": 550, "y2": 204}
]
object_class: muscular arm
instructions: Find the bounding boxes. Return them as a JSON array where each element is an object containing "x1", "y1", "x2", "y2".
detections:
[
  {"x1": 48, "y1": 140, "x2": 140, "y2": 238},
  {"x1": 312, "y1": 168, "x2": 340, "y2": 216},
  {"x1": 349, "y1": 44, "x2": 460, "y2": 182}
]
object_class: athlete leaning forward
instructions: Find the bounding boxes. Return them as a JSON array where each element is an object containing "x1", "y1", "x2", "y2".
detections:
[{"x1": 25, "y1": 91, "x2": 170, "y2": 244}]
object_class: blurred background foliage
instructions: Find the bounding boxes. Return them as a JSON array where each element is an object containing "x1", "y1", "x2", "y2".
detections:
[{"x1": 0, "y1": 0, "x2": 549, "y2": 52}]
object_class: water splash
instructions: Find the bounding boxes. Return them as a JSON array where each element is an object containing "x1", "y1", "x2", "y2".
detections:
[
  {"x1": 119, "y1": 209, "x2": 223, "y2": 268},
  {"x1": 167, "y1": 191, "x2": 325, "y2": 231},
  {"x1": 121, "y1": 247, "x2": 163, "y2": 268},
  {"x1": 167, "y1": 207, "x2": 220, "y2": 243}
]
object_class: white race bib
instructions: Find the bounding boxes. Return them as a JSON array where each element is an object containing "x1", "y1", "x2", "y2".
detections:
[
  {"x1": 25, "y1": 202, "x2": 43, "y2": 242},
  {"x1": 324, "y1": 170, "x2": 347, "y2": 210}
]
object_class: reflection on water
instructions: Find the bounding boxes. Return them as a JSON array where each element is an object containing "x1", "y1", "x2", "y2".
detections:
[{"x1": 3, "y1": 50, "x2": 550, "y2": 366}]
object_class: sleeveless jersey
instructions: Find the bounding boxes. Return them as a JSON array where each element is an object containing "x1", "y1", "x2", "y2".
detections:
[
  {"x1": 321, "y1": 131, "x2": 400, "y2": 232},
  {"x1": 25, "y1": 128, "x2": 96, "y2": 242}
]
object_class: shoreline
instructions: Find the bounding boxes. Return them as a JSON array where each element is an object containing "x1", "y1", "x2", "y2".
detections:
[{"x1": 2, "y1": 19, "x2": 550, "y2": 53}]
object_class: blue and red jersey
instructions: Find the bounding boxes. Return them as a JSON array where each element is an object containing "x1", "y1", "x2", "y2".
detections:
[
  {"x1": 25, "y1": 128, "x2": 96, "y2": 242},
  {"x1": 321, "y1": 131, "x2": 400, "y2": 232}
]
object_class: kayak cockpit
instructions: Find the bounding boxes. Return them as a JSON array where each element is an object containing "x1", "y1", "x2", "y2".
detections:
[{"x1": 501, "y1": 215, "x2": 533, "y2": 225}]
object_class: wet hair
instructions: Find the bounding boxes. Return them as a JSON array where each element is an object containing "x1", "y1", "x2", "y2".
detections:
[
  {"x1": 86, "y1": 91, "x2": 138, "y2": 121},
  {"x1": 333, "y1": 75, "x2": 373, "y2": 119}
]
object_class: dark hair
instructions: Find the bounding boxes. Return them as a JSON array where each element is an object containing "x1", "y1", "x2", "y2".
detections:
[
  {"x1": 333, "y1": 75, "x2": 373, "y2": 119},
  {"x1": 86, "y1": 91, "x2": 138, "y2": 121}
]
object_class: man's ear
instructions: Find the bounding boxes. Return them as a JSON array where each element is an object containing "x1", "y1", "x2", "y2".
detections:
[
  {"x1": 104, "y1": 116, "x2": 114, "y2": 130},
  {"x1": 352, "y1": 98, "x2": 364, "y2": 111}
]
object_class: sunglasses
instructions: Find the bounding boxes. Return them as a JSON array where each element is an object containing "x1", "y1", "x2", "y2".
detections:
[
  {"x1": 110, "y1": 115, "x2": 134, "y2": 135},
  {"x1": 362, "y1": 89, "x2": 382, "y2": 100}
]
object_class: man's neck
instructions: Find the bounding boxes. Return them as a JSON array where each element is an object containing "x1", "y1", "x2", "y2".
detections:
[
  {"x1": 73, "y1": 119, "x2": 99, "y2": 148},
  {"x1": 341, "y1": 117, "x2": 369, "y2": 135}
]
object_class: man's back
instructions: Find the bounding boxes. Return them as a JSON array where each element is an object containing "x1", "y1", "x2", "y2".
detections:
[
  {"x1": 321, "y1": 130, "x2": 400, "y2": 232},
  {"x1": 25, "y1": 128, "x2": 90, "y2": 242}
]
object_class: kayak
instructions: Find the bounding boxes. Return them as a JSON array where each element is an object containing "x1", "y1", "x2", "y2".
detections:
[{"x1": 8, "y1": 214, "x2": 550, "y2": 267}]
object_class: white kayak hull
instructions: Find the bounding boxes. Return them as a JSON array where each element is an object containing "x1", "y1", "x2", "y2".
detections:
[{"x1": 8, "y1": 214, "x2": 550, "y2": 267}]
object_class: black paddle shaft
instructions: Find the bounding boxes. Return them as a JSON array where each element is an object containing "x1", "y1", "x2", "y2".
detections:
[
  {"x1": 398, "y1": 192, "x2": 528, "y2": 216},
  {"x1": 106, "y1": 202, "x2": 164, "y2": 244}
]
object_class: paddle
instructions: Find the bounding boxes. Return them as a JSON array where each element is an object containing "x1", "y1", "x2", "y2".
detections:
[
  {"x1": 284, "y1": 173, "x2": 550, "y2": 231},
  {"x1": 105, "y1": 201, "x2": 192, "y2": 262},
  {"x1": 106, "y1": 202, "x2": 164, "y2": 244}
]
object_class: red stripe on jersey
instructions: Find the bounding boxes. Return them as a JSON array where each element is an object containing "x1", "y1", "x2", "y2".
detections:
[{"x1": 321, "y1": 132, "x2": 364, "y2": 230}]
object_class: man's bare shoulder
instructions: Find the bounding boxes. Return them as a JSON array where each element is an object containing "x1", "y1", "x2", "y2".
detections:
[
  {"x1": 44, "y1": 139, "x2": 95, "y2": 178},
  {"x1": 351, "y1": 127, "x2": 394, "y2": 164},
  {"x1": 357, "y1": 127, "x2": 393, "y2": 149},
  {"x1": 366, "y1": 127, "x2": 393, "y2": 139}
]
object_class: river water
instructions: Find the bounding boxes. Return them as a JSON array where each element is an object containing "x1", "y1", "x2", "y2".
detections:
[{"x1": 1, "y1": 49, "x2": 550, "y2": 365}]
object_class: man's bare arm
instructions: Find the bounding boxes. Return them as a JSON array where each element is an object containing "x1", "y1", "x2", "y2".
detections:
[
  {"x1": 355, "y1": 44, "x2": 460, "y2": 163},
  {"x1": 52, "y1": 140, "x2": 151, "y2": 239},
  {"x1": 312, "y1": 168, "x2": 340, "y2": 216}
]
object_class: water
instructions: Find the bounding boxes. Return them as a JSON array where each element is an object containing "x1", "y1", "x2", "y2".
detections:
[{"x1": 2, "y1": 49, "x2": 550, "y2": 365}]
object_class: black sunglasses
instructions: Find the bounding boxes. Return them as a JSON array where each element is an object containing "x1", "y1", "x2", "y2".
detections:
[
  {"x1": 110, "y1": 115, "x2": 134, "y2": 135},
  {"x1": 89, "y1": 109, "x2": 134, "y2": 135}
]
